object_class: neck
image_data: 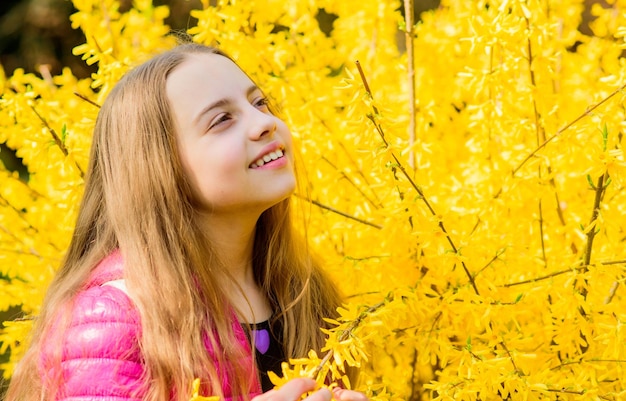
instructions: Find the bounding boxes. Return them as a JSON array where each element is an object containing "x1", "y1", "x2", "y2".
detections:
[
  {"x1": 198, "y1": 210, "x2": 258, "y2": 285},
  {"x1": 197, "y1": 210, "x2": 273, "y2": 323}
]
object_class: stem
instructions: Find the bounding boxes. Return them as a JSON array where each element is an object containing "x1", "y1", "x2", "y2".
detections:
[
  {"x1": 337, "y1": 141, "x2": 384, "y2": 206},
  {"x1": 403, "y1": 0, "x2": 417, "y2": 171},
  {"x1": 601, "y1": 259, "x2": 626, "y2": 265},
  {"x1": 321, "y1": 156, "x2": 382, "y2": 209},
  {"x1": 551, "y1": 358, "x2": 626, "y2": 370},
  {"x1": 311, "y1": 299, "x2": 387, "y2": 380},
  {"x1": 525, "y1": 17, "x2": 566, "y2": 262},
  {"x1": 409, "y1": 348, "x2": 419, "y2": 401},
  {"x1": 604, "y1": 281, "x2": 619, "y2": 304},
  {"x1": 504, "y1": 257, "x2": 625, "y2": 288},
  {"x1": 0, "y1": 195, "x2": 61, "y2": 252},
  {"x1": 307, "y1": 107, "x2": 384, "y2": 207},
  {"x1": 583, "y1": 172, "x2": 609, "y2": 269},
  {"x1": 577, "y1": 170, "x2": 609, "y2": 310},
  {"x1": 502, "y1": 267, "x2": 583, "y2": 287},
  {"x1": 474, "y1": 249, "x2": 506, "y2": 277},
  {"x1": 538, "y1": 199, "x2": 547, "y2": 266},
  {"x1": 294, "y1": 194, "x2": 382, "y2": 229},
  {"x1": 355, "y1": 61, "x2": 480, "y2": 296},
  {"x1": 74, "y1": 92, "x2": 101, "y2": 108},
  {"x1": 493, "y1": 82, "x2": 626, "y2": 199},
  {"x1": 30, "y1": 105, "x2": 85, "y2": 179},
  {"x1": 495, "y1": 334, "x2": 521, "y2": 374}
]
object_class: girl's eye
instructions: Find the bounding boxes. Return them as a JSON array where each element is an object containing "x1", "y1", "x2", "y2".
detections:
[
  {"x1": 209, "y1": 113, "x2": 231, "y2": 130},
  {"x1": 254, "y1": 97, "x2": 270, "y2": 110}
]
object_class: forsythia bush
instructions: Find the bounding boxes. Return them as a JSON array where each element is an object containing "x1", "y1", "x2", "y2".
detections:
[{"x1": 2, "y1": 0, "x2": 626, "y2": 399}]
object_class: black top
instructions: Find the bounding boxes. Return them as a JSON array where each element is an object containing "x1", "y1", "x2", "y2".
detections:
[{"x1": 245, "y1": 319, "x2": 286, "y2": 392}]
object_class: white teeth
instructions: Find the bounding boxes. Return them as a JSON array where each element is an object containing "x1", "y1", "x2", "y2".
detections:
[{"x1": 250, "y1": 148, "x2": 285, "y2": 168}]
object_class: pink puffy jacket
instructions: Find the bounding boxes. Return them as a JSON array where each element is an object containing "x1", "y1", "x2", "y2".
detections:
[{"x1": 39, "y1": 251, "x2": 262, "y2": 401}]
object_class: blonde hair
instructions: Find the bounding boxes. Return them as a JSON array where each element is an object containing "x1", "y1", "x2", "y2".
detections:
[{"x1": 6, "y1": 44, "x2": 344, "y2": 401}]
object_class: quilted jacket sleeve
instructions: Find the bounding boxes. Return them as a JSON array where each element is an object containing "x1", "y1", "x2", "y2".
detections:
[{"x1": 39, "y1": 285, "x2": 146, "y2": 401}]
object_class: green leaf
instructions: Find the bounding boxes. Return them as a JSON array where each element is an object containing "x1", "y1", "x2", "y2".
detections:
[
  {"x1": 602, "y1": 124, "x2": 609, "y2": 151},
  {"x1": 61, "y1": 124, "x2": 68, "y2": 145}
]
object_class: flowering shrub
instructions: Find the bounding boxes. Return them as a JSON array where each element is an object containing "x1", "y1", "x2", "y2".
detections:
[{"x1": 2, "y1": 0, "x2": 626, "y2": 399}]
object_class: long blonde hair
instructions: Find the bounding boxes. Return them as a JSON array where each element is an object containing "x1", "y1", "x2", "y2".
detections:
[{"x1": 6, "y1": 43, "x2": 344, "y2": 401}]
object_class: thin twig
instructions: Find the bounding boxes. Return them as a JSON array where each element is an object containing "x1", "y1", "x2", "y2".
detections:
[
  {"x1": 321, "y1": 156, "x2": 382, "y2": 209},
  {"x1": 8, "y1": 316, "x2": 36, "y2": 322},
  {"x1": 582, "y1": 172, "x2": 609, "y2": 269},
  {"x1": 474, "y1": 249, "x2": 506, "y2": 277},
  {"x1": 311, "y1": 299, "x2": 388, "y2": 379},
  {"x1": 501, "y1": 267, "x2": 583, "y2": 287},
  {"x1": 512, "y1": 84, "x2": 626, "y2": 177},
  {"x1": 525, "y1": 23, "x2": 550, "y2": 268},
  {"x1": 355, "y1": 60, "x2": 480, "y2": 296},
  {"x1": 337, "y1": 141, "x2": 384, "y2": 206},
  {"x1": 496, "y1": 336, "x2": 521, "y2": 374},
  {"x1": 305, "y1": 104, "x2": 384, "y2": 207},
  {"x1": 544, "y1": 389, "x2": 584, "y2": 395},
  {"x1": 551, "y1": 358, "x2": 626, "y2": 370},
  {"x1": 600, "y1": 259, "x2": 626, "y2": 265},
  {"x1": 538, "y1": 200, "x2": 547, "y2": 266},
  {"x1": 409, "y1": 348, "x2": 419, "y2": 401},
  {"x1": 493, "y1": 82, "x2": 626, "y2": 199},
  {"x1": 74, "y1": 92, "x2": 101, "y2": 108},
  {"x1": 503, "y1": 257, "x2": 626, "y2": 288},
  {"x1": 403, "y1": 0, "x2": 416, "y2": 171},
  {"x1": 294, "y1": 194, "x2": 382, "y2": 229},
  {"x1": 30, "y1": 105, "x2": 85, "y2": 178},
  {"x1": 0, "y1": 196, "x2": 62, "y2": 253},
  {"x1": 577, "y1": 170, "x2": 610, "y2": 310},
  {"x1": 604, "y1": 281, "x2": 619, "y2": 305}
]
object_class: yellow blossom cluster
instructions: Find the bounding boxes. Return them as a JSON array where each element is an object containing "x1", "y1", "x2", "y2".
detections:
[{"x1": 2, "y1": 0, "x2": 626, "y2": 400}]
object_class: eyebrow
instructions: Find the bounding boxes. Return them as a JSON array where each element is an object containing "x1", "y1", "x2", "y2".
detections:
[{"x1": 192, "y1": 84, "x2": 261, "y2": 126}]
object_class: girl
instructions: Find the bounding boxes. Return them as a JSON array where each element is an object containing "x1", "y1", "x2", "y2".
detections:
[{"x1": 6, "y1": 44, "x2": 366, "y2": 401}]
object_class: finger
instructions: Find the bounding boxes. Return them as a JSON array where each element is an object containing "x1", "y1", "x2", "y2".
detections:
[
  {"x1": 257, "y1": 378, "x2": 317, "y2": 401},
  {"x1": 332, "y1": 388, "x2": 368, "y2": 401},
  {"x1": 280, "y1": 378, "x2": 317, "y2": 399},
  {"x1": 252, "y1": 389, "x2": 277, "y2": 401},
  {"x1": 304, "y1": 387, "x2": 332, "y2": 401}
]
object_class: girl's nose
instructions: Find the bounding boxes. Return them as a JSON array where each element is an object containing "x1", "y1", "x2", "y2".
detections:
[{"x1": 248, "y1": 108, "x2": 277, "y2": 140}]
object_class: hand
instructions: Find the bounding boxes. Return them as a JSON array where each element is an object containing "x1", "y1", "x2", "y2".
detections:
[
  {"x1": 252, "y1": 378, "x2": 331, "y2": 401},
  {"x1": 332, "y1": 387, "x2": 368, "y2": 401}
]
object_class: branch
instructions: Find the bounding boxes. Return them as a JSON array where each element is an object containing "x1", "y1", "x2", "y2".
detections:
[
  {"x1": 294, "y1": 194, "x2": 382, "y2": 229},
  {"x1": 311, "y1": 299, "x2": 388, "y2": 380},
  {"x1": 74, "y1": 92, "x2": 101, "y2": 108},
  {"x1": 582, "y1": 172, "x2": 610, "y2": 269},
  {"x1": 600, "y1": 259, "x2": 626, "y2": 265},
  {"x1": 501, "y1": 267, "x2": 583, "y2": 287},
  {"x1": 493, "y1": 82, "x2": 626, "y2": 199},
  {"x1": 403, "y1": 0, "x2": 416, "y2": 171},
  {"x1": 355, "y1": 60, "x2": 480, "y2": 296},
  {"x1": 321, "y1": 156, "x2": 382, "y2": 209},
  {"x1": 503, "y1": 257, "x2": 626, "y2": 288},
  {"x1": 30, "y1": 105, "x2": 85, "y2": 179}
]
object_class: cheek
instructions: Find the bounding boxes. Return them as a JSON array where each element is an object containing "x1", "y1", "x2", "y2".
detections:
[
  {"x1": 279, "y1": 122, "x2": 294, "y2": 152},
  {"x1": 183, "y1": 141, "x2": 246, "y2": 198}
]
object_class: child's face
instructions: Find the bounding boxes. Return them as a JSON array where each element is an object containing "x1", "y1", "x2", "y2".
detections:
[{"x1": 166, "y1": 53, "x2": 295, "y2": 216}]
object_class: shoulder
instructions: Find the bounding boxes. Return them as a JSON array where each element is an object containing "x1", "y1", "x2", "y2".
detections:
[
  {"x1": 65, "y1": 284, "x2": 141, "y2": 358},
  {"x1": 40, "y1": 252, "x2": 145, "y2": 400},
  {"x1": 66, "y1": 249, "x2": 140, "y2": 359}
]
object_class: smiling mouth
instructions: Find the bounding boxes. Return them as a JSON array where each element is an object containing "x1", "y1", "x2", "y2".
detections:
[{"x1": 249, "y1": 148, "x2": 285, "y2": 169}]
